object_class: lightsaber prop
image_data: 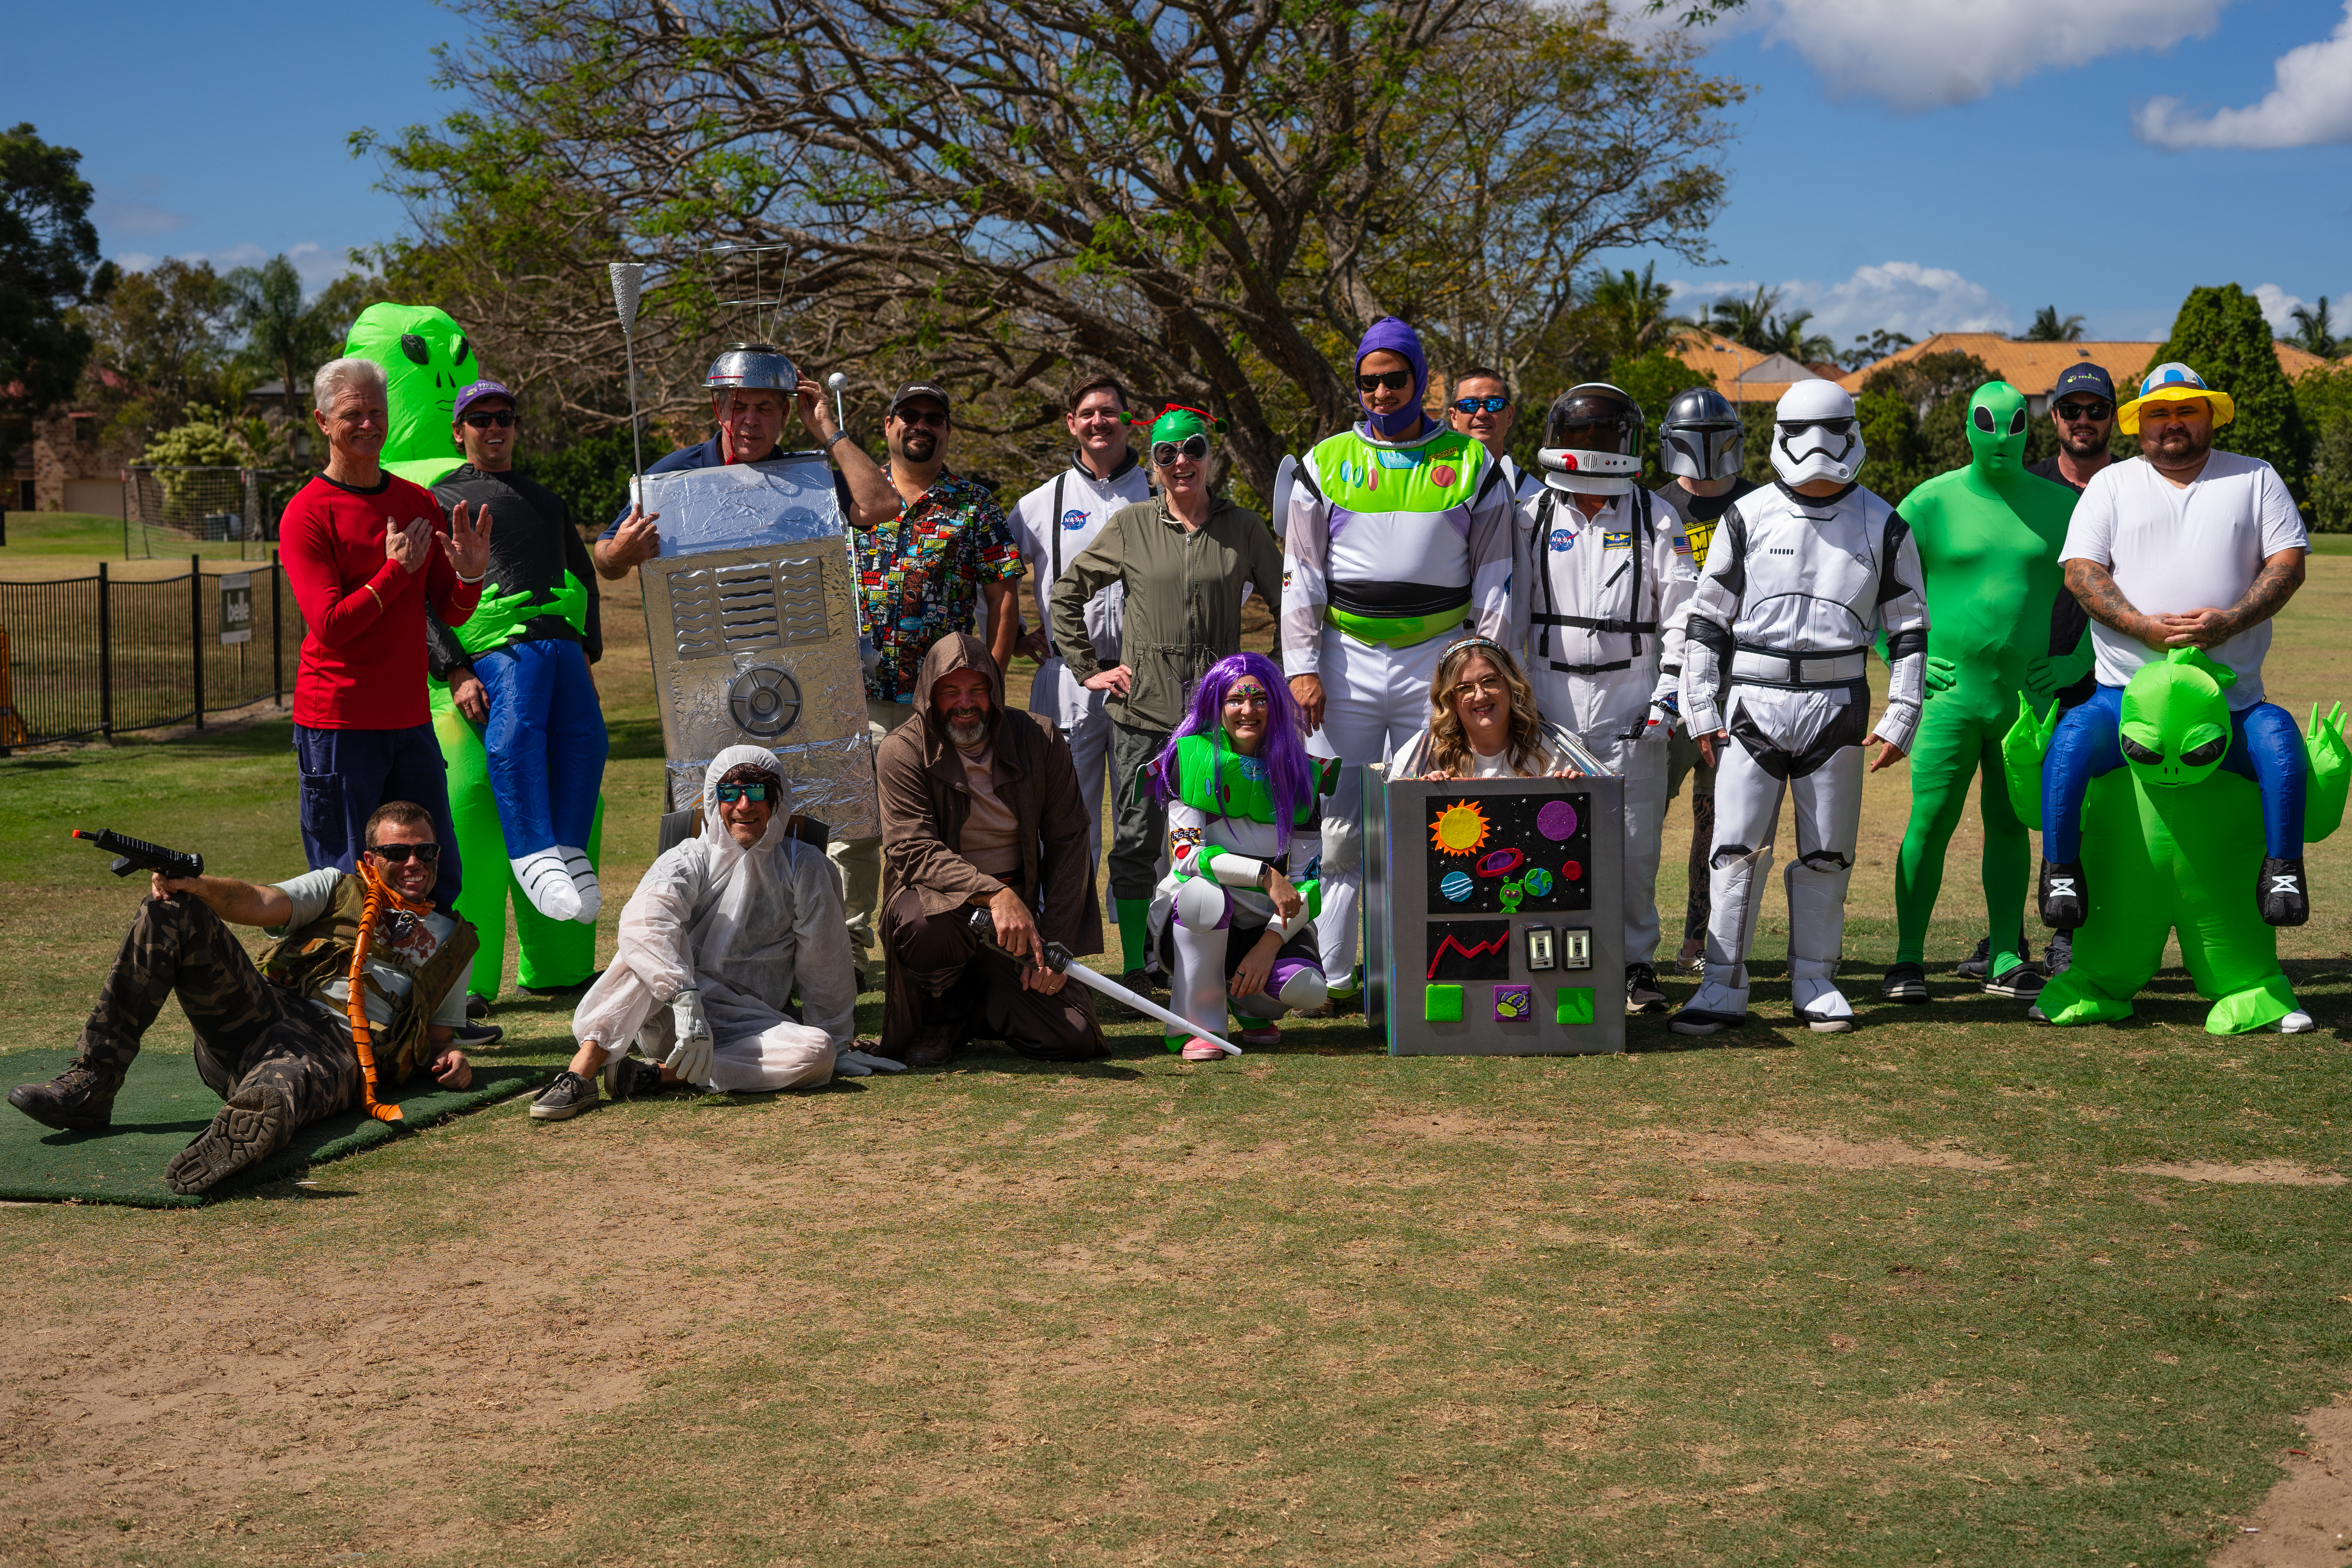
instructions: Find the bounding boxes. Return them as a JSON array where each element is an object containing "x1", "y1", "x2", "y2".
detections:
[
  {"x1": 965, "y1": 910, "x2": 1242, "y2": 1054},
  {"x1": 826, "y1": 370, "x2": 848, "y2": 434},
  {"x1": 608, "y1": 261, "x2": 648, "y2": 513}
]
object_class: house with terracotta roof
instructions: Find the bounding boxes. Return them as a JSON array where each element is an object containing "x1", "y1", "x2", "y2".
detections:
[
  {"x1": 1659, "y1": 330, "x2": 1832, "y2": 405},
  {"x1": 1829, "y1": 332, "x2": 2336, "y2": 416}
]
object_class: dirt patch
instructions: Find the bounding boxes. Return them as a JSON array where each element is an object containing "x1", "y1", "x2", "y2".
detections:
[
  {"x1": 1638, "y1": 1127, "x2": 2009, "y2": 1172},
  {"x1": 2209, "y1": 1394, "x2": 2352, "y2": 1566},
  {"x1": 2125, "y1": 1161, "x2": 2349, "y2": 1188}
]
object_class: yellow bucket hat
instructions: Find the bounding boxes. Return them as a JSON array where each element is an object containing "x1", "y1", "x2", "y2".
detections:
[{"x1": 2118, "y1": 361, "x2": 2236, "y2": 434}]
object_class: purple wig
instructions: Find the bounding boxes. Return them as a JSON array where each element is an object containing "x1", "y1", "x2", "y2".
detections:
[
  {"x1": 1149, "y1": 652, "x2": 1315, "y2": 851},
  {"x1": 1356, "y1": 315, "x2": 1429, "y2": 440}
]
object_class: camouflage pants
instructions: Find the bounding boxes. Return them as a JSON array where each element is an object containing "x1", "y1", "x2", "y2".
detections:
[{"x1": 79, "y1": 895, "x2": 360, "y2": 1136}]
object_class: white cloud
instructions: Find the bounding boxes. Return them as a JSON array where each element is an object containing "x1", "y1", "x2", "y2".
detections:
[
  {"x1": 1669, "y1": 261, "x2": 2014, "y2": 343},
  {"x1": 1735, "y1": 0, "x2": 2237, "y2": 113},
  {"x1": 2135, "y1": 2, "x2": 2352, "y2": 148},
  {"x1": 2252, "y1": 283, "x2": 2310, "y2": 331},
  {"x1": 93, "y1": 198, "x2": 188, "y2": 239},
  {"x1": 107, "y1": 240, "x2": 351, "y2": 297}
]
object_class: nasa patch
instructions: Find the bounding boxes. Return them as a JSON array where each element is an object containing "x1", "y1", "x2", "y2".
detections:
[
  {"x1": 1548, "y1": 529, "x2": 1576, "y2": 553},
  {"x1": 1060, "y1": 507, "x2": 1088, "y2": 532}
]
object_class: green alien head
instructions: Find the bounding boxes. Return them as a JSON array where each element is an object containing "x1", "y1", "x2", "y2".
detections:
[
  {"x1": 344, "y1": 303, "x2": 482, "y2": 485},
  {"x1": 1966, "y1": 379, "x2": 2031, "y2": 476},
  {"x1": 2119, "y1": 646, "x2": 2236, "y2": 789}
]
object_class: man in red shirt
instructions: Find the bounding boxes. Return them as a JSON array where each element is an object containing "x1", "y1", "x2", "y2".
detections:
[{"x1": 281, "y1": 356, "x2": 492, "y2": 908}]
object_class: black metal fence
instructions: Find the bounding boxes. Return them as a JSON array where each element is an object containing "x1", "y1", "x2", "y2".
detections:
[{"x1": 0, "y1": 555, "x2": 305, "y2": 752}]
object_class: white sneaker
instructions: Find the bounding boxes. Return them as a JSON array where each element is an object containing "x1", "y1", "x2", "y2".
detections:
[
  {"x1": 1790, "y1": 974, "x2": 1856, "y2": 1034},
  {"x1": 512, "y1": 850, "x2": 582, "y2": 922},
  {"x1": 2279, "y1": 1009, "x2": 2316, "y2": 1034},
  {"x1": 559, "y1": 846, "x2": 601, "y2": 923}
]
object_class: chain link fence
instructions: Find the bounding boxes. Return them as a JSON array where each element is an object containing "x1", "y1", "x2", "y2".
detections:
[
  {"x1": 122, "y1": 467, "x2": 305, "y2": 561},
  {"x1": 0, "y1": 555, "x2": 304, "y2": 751}
]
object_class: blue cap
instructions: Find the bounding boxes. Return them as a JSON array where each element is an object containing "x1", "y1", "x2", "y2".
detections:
[
  {"x1": 452, "y1": 379, "x2": 515, "y2": 420},
  {"x1": 2049, "y1": 363, "x2": 2114, "y2": 406}
]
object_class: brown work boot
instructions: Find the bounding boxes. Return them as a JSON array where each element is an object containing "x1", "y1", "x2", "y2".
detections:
[
  {"x1": 904, "y1": 1021, "x2": 964, "y2": 1070},
  {"x1": 7, "y1": 1061, "x2": 121, "y2": 1132},
  {"x1": 164, "y1": 1082, "x2": 290, "y2": 1196}
]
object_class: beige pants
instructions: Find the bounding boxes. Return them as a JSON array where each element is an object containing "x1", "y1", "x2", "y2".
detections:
[{"x1": 829, "y1": 699, "x2": 909, "y2": 969}]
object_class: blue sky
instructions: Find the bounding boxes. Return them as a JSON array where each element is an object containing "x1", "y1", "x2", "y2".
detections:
[{"x1": 16, "y1": 0, "x2": 2352, "y2": 349}]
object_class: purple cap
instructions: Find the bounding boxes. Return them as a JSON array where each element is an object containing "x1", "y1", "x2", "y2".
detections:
[{"x1": 452, "y1": 379, "x2": 516, "y2": 421}]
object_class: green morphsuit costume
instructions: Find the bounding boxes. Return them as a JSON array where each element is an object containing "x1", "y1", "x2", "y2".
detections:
[
  {"x1": 1893, "y1": 381, "x2": 2089, "y2": 982},
  {"x1": 2001, "y1": 648, "x2": 2348, "y2": 1033},
  {"x1": 344, "y1": 303, "x2": 482, "y2": 486}
]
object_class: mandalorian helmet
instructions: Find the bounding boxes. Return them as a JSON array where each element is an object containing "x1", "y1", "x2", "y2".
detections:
[
  {"x1": 1659, "y1": 386, "x2": 1744, "y2": 481},
  {"x1": 1769, "y1": 380, "x2": 1865, "y2": 487},
  {"x1": 1537, "y1": 383, "x2": 1645, "y2": 496},
  {"x1": 705, "y1": 342, "x2": 799, "y2": 394}
]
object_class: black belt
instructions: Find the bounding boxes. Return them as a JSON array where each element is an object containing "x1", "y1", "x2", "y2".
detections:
[
  {"x1": 1532, "y1": 613, "x2": 1659, "y2": 634},
  {"x1": 1546, "y1": 658, "x2": 1633, "y2": 675}
]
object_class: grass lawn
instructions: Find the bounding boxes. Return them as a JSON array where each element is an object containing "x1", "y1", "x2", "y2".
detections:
[
  {"x1": 3, "y1": 550, "x2": 2351, "y2": 1566},
  {"x1": 0, "y1": 510, "x2": 269, "y2": 578}
]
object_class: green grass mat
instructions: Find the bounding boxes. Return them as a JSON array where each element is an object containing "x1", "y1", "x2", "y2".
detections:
[{"x1": 0, "y1": 1048, "x2": 553, "y2": 1207}]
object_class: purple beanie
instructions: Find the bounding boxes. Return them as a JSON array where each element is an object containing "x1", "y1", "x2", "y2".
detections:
[{"x1": 1354, "y1": 316, "x2": 1428, "y2": 440}]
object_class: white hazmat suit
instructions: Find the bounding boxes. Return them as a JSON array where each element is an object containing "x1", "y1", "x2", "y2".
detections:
[{"x1": 571, "y1": 745, "x2": 878, "y2": 1088}]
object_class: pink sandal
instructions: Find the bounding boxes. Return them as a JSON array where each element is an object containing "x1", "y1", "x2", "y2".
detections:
[{"x1": 1180, "y1": 1037, "x2": 1226, "y2": 1062}]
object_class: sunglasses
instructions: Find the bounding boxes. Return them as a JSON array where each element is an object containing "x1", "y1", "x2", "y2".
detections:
[
  {"x1": 461, "y1": 409, "x2": 516, "y2": 428},
  {"x1": 892, "y1": 408, "x2": 948, "y2": 429},
  {"x1": 1152, "y1": 434, "x2": 1210, "y2": 466},
  {"x1": 715, "y1": 782, "x2": 773, "y2": 802},
  {"x1": 1356, "y1": 369, "x2": 1414, "y2": 392},
  {"x1": 366, "y1": 841, "x2": 442, "y2": 864},
  {"x1": 1452, "y1": 396, "x2": 1510, "y2": 414},
  {"x1": 1779, "y1": 418, "x2": 1855, "y2": 436},
  {"x1": 2053, "y1": 400, "x2": 2114, "y2": 422}
]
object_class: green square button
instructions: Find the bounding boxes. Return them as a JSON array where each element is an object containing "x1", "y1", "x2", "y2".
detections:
[
  {"x1": 1555, "y1": 986, "x2": 1595, "y2": 1025},
  {"x1": 1424, "y1": 984, "x2": 1464, "y2": 1022}
]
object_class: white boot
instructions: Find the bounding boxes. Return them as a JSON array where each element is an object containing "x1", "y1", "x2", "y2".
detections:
[
  {"x1": 1672, "y1": 846, "x2": 1771, "y2": 1035},
  {"x1": 1785, "y1": 855, "x2": 1855, "y2": 1033},
  {"x1": 2280, "y1": 1008, "x2": 2315, "y2": 1034},
  {"x1": 512, "y1": 849, "x2": 582, "y2": 922},
  {"x1": 559, "y1": 846, "x2": 601, "y2": 923}
]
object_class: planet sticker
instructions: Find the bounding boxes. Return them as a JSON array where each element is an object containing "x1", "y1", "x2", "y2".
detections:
[
  {"x1": 1430, "y1": 800, "x2": 1491, "y2": 856},
  {"x1": 1561, "y1": 860, "x2": 1583, "y2": 882},
  {"x1": 1430, "y1": 463, "x2": 1457, "y2": 488},
  {"x1": 1537, "y1": 799, "x2": 1579, "y2": 841},
  {"x1": 1523, "y1": 867, "x2": 1554, "y2": 897},
  {"x1": 1441, "y1": 871, "x2": 1474, "y2": 902},
  {"x1": 1474, "y1": 847, "x2": 1524, "y2": 878}
]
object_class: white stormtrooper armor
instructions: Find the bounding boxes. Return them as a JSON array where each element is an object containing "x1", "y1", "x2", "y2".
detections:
[
  {"x1": 1673, "y1": 385, "x2": 1927, "y2": 1035},
  {"x1": 1512, "y1": 383, "x2": 1699, "y2": 1006}
]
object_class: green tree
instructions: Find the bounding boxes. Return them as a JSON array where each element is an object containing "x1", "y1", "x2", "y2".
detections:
[
  {"x1": 138, "y1": 403, "x2": 272, "y2": 517},
  {"x1": 2149, "y1": 283, "x2": 2312, "y2": 486},
  {"x1": 2288, "y1": 298, "x2": 2339, "y2": 359},
  {"x1": 0, "y1": 123, "x2": 113, "y2": 454},
  {"x1": 2297, "y1": 365, "x2": 2352, "y2": 532},
  {"x1": 1854, "y1": 350, "x2": 1995, "y2": 504},
  {"x1": 2023, "y1": 306, "x2": 2084, "y2": 342},
  {"x1": 1707, "y1": 285, "x2": 1830, "y2": 362},
  {"x1": 1836, "y1": 328, "x2": 1913, "y2": 371},
  {"x1": 225, "y1": 256, "x2": 325, "y2": 423},
  {"x1": 1604, "y1": 347, "x2": 1707, "y2": 485},
  {"x1": 1583, "y1": 264, "x2": 1696, "y2": 367}
]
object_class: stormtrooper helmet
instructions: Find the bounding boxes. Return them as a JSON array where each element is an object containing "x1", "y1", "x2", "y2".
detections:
[
  {"x1": 706, "y1": 342, "x2": 799, "y2": 395},
  {"x1": 1538, "y1": 383, "x2": 1645, "y2": 496},
  {"x1": 1770, "y1": 380, "x2": 1865, "y2": 487},
  {"x1": 1659, "y1": 386, "x2": 1744, "y2": 481}
]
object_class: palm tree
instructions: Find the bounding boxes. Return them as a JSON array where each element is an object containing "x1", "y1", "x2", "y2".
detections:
[
  {"x1": 224, "y1": 255, "x2": 346, "y2": 426},
  {"x1": 1588, "y1": 262, "x2": 1695, "y2": 361},
  {"x1": 2024, "y1": 305, "x2": 2086, "y2": 342},
  {"x1": 2289, "y1": 298, "x2": 2338, "y2": 359},
  {"x1": 1710, "y1": 286, "x2": 1832, "y2": 363}
]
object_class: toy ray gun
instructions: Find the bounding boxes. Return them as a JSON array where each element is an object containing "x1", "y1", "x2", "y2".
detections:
[
  {"x1": 965, "y1": 909, "x2": 1242, "y2": 1056},
  {"x1": 72, "y1": 828, "x2": 203, "y2": 882}
]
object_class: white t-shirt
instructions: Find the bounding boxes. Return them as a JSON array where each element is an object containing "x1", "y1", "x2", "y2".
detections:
[
  {"x1": 997, "y1": 454, "x2": 1153, "y2": 727},
  {"x1": 2059, "y1": 451, "x2": 2307, "y2": 709}
]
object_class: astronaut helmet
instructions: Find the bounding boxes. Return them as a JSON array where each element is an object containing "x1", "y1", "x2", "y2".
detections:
[
  {"x1": 1770, "y1": 380, "x2": 1866, "y2": 487},
  {"x1": 1537, "y1": 383, "x2": 1645, "y2": 497},
  {"x1": 1659, "y1": 386, "x2": 1744, "y2": 481},
  {"x1": 705, "y1": 342, "x2": 799, "y2": 401}
]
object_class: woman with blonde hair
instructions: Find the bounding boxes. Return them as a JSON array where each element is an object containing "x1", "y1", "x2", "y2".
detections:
[{"x1": 1389, "y1": 637, "x2": 1601, "y2": 781}]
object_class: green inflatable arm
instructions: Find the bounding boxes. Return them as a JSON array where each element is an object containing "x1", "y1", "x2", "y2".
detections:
[
  {"x1": 2306, "y1": 702, "x2": 2350, "y2": 844},
  {"x1": 2002, "y1": 692, "x2": 2060, "y2": 830}
]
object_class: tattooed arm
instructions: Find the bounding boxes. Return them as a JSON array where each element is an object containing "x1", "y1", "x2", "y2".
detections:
[
  {"x1": 2063, "y1": 557, "x2": 2169, "y2": 649},
  {"x1": 2156, "y1": 548, "x2": 2307, "y2": 649}
]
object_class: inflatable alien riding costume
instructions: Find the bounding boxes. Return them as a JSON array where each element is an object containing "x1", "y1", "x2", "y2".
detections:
[
  {"x1": 2002, "y1": 648, "x2": 2348, "y2": 1034},
  {"x1": 343, "y1": 303, "x2": 482, "y2": 488},
  {"x1": 1883, "y1": 381, "x2": 2088, "y2": 1005}
]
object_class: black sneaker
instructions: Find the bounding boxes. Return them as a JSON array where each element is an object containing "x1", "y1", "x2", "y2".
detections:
[
  {"x1": 1880, "y1": 962, "x2": 1928, "y2": 1004},
  {"x1": 453, "y1": 1020, "x2": 503, "y2": 1049},
  {"x1": 529, "y1": 1069, "x2": 599, "y2": 1121},
  {"x1": 602, "y1": 1055, "x2": 664, "y2": 1101},
  {"x1": 1983, "y1": 962, "x2": 2046, "y2": 999},
  {"x1": 1625, "y1": 962, "x2": 1668, "y2": 1014},
  {"x1": 465, "y1": 993, "x2": 492, "y2": 1021},
  {"x1": 2039, "y1": 860, "x2": 2088, "y2": 929},
  {"x1": 2259, "y1": 857, "x2": 2310, "y2": 927},
  {"x1": 7, "y1": 1060, "x2": 121, "y2": 1132},
  {"x1": 1954, "y1": 939, "x2": 1991, "y2": 980},
  {"x1": 2044, "y1": 929, "x2": 2072, "y2": 976}
]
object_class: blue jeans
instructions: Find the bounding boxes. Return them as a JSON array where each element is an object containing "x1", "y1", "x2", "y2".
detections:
[
  {"x1": 2042, "y1": 684, "x2": 2305, "y2": 863},
  {"x1": 293, "y1": 723, "x2": 464, "y2": 909},
  {"x1": 473, "y1": 638, "x2": 608, "y2": 858}
]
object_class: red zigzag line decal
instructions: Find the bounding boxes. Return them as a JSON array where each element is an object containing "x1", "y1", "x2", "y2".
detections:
[{"x1": 1427, "y1": 931, "x2": 1510, "y2": 981}]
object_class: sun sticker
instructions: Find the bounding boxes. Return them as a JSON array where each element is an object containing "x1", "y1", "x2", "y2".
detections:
[{"x1": 1429, "y1": 799, "x2": 1490, "y2": 857}]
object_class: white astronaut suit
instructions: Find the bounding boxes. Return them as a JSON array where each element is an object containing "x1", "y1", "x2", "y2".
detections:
[
  {"x1": 1510, "y1": 384, "x2": 1699, "y2": 1005},
  {"x1": 1673, "y1": 383, "x2": 1929, "y2": 1035}
]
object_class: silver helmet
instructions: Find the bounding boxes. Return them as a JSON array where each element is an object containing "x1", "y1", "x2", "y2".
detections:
[
  {"x1": 1659, "y1": 386, "x2": 1744, "y2": 482},
  {"x1": 705, "y1": 342, "x2": 799, "y2": 394},
  {"x1": 1537, "y1": 383, "x2": 1644, "y2": 497}
]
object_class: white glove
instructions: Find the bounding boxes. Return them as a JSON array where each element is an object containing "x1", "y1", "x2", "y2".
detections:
[
  {"x1": 666, "y1": 988, "x2": 714, "y2": 1086},
  {"x1": 1644, "y1": 699, "x2": 1681, "y2": 738},
  {"x1": 835, "y1": 1047, "x2": 909, "y2": 1078}
]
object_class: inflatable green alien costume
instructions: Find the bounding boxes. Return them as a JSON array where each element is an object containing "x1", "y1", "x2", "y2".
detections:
[
  {"x1": 2001, "y1": 647, "x2": 2347, "y2": 1034},
  {"x1": 346, "y1": 303, "x2": 608, "y2": 1000},
  {"x1": 1886, "y1": 381, "x2": 2089, "y2": 1001}
]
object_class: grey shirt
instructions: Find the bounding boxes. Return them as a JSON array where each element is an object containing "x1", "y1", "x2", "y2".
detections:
[{"x1": 267, "y1": 868, "x2": 470, "y2": 1042}]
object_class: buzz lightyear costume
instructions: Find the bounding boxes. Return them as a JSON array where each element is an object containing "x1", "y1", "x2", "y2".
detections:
[
  {"x1": 1674, "y1": 381, "x2": 1931, "y2": 1036},
  {"x1": 1281, "y1": 317, "x2": 1515, "y2": 984},
  {"x1": 1511, "y1": 383, "x2": 1699, "y2": 1004}
]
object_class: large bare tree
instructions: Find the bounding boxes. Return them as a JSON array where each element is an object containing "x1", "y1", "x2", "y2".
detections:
[{"x1": 365, "y1": 0, "x2": 1740, "y2": 494}]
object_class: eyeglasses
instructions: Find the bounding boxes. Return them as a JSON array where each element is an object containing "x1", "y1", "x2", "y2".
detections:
[
  {"x1": 1451, "y1": 675, "x2": 1507, "y2": 702},
  {"x1": 1452, "y1": 396, "x2": 1510, "y2": 414},
  {"x1": 715, "y1": 782, "x2": 773, "y2": 802},
  {"x1": 366, "y1": 841, "x2": 442, "y2": 864},
  {"x1": 461, "y1": 410, "x2": 516, "y2": 428},
  {"x1": 1356, "y1": 369, "x2": 1414, "y2": 392},
  {"x1": 892, "y1": 408, "x2": 948, "y2": 429},
  {"x1": 1224, "y1": 685, "x2": 1270, "y2": 708},
  {"x1": 1152, "y1": 434, "x2": 1210, "y2": 466},
  {"x1": 2053, "y1": 400, "x2": 2114, "y2": 422},
  {"x1": 1779, "y1": 418, "x2": 1855, "y2": 436}
]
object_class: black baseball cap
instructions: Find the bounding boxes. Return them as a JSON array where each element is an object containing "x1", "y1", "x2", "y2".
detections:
[
  {"x1": 886, "y1": 381, "x2": 952, "y2": 420},
  {"x1": 2049, "y1": 363, "x2": 2115, "y2": 408}
]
